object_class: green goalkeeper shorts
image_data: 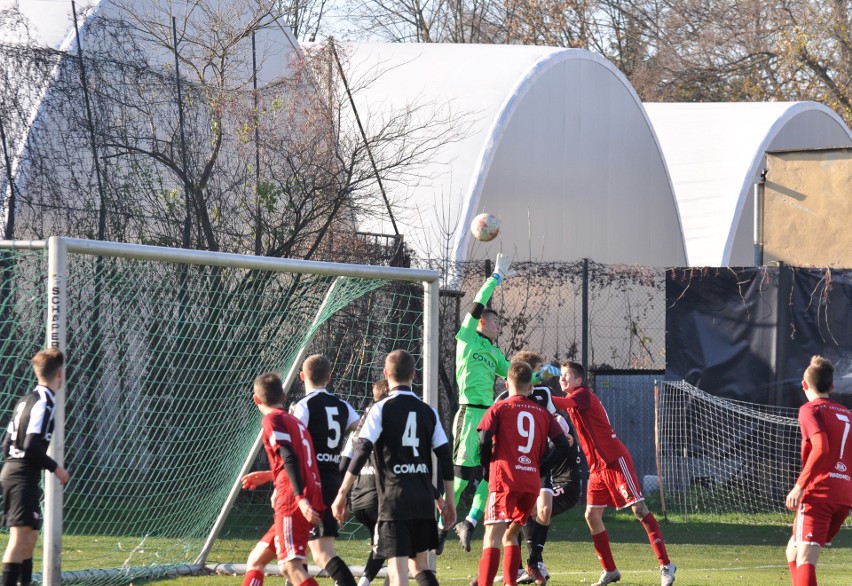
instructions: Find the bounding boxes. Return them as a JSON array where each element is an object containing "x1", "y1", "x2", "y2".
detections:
[{"x1": 452, "y1": 405, "x2": 488, "y2": 467}]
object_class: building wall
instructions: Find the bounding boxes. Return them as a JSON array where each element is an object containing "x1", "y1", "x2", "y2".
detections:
[{"x1": 763, "y1": 148, "x2": 852, "y2": 267}]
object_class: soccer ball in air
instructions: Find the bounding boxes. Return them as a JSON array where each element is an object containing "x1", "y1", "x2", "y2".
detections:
[{"x1": 470, "y1": 213, "x2": 501, "y2": 242}]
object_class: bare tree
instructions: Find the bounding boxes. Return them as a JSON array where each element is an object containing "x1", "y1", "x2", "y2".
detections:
[{"x1": 2, "y1": 0, "x2": 464, "y2": 260}]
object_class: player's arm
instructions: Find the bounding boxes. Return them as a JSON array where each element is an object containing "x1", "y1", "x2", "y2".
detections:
[
  {"x1": 278, "y1": 442, "x2": 321, "y2": 524},
  {"x1": 541, "y1": 417, "x2": 570, "y2": 474},
  {"x1": 24, "y1": 400, "x2": 70, "y2": 483},
  {"x1": 242, "y1": 470, "x2": 274, "y2": 489},
  {"x1": 478, "y1": 429, "x2": 494, "y2": 481},
  {"x1": 456, "y1": 254, "x2": 513, "y2": 342},
  {"x1": 434, "y1": 436, "x2": 456, "y2": 528},
  {"x1": 786, "y1": 432, "x2": 828, "y2": 510},
  {"x1": 551, "y1": 395, "x2": 579, "y2": 411}
]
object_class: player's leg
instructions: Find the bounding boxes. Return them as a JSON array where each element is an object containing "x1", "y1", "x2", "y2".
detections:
[
  {"x1": 242, "y1": 528, "x2": 277, "y2": 586},
  {"x1": 410, "y1": 520, "x2": 440, "y2": 586},
  {"x1": 502, "y1": 522, "x2": 526, "y2": 586},
  {"x1": 478, "y1": 521, "x2": 506, "y2": 586},
  {"x1": 2, "y1": 526, "x2": 38, "y2": 586},
  {"x1": 275, "y1": 512, "x2": 319, "y2": 586},
  {"x1": 609, "y1": 457, "x2": 672, "y2": 584},
  {"x1": 354, "y1": 508, "x2": 384, "y2": 586},
  {"x1": 447, "y1": 407, "x2": 487, "y2": 552},
  {"x1": 785, "y1": 534, "x2": 798, "y2": 586},
  {"x1": 794, "y1": 544, "x2": 820, "y2": 586},
  {"x1": 523, "y1": 489, "x2": 552, "y2": 570},
  {"x1": 585, "y1": 472, "x2": 621, "y2": 586},
  {"x1": 308, "y1": 506, "x2": 357, "y2": 586}
]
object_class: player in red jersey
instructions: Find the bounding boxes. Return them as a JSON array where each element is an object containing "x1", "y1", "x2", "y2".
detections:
[
  {"x1": 552, "y1": 362, "x2": 675, "y2": 586},
  {"x1": 475, "y1": 362, "x2": 568, "y2": 586},
  {"x1": 241, "y1": 372, "x2": 324, "y2": 586},
  {"x1": 784, "y1": 356, "x2": 852, "y2": 586}
]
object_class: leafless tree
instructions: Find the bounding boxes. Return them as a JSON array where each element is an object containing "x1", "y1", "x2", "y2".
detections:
[{"x1": 2, "y1": 0, "x2": 464, "y2": 260}]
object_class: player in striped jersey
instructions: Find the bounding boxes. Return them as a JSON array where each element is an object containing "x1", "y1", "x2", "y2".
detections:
[
  {"x1": 552, "y1": 361, "x2": 675, "y2": 586},
  {"x1": 332, "y1": 350, "x2": 456, "y2": 586},
  {"x1": 340, "y1": 379, "x2": 390, "y2": 586},
  {"x1": 1, "y1": 348, "x2": 70, "y2": 586},
  {"x1": 784, "y1": 356, "x2": 852, "y2": 586},
  {"x1": 290, "y1": 355, "x2": 360, "y2": 586},
  {"x1": 242, "y1": 372, "x2": 324, "y2": 586}
]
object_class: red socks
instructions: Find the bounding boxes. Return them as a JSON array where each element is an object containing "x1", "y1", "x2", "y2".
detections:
[
  {"x1": 504, "y1": 544, "x2": 521, "y2": 586},
  {"x1": 788, "y1": 561, "x2": 797, "y2": 586},
  {"x1": 795, "y1": 563, "x2": 816, "y2": 586},
  {"x1": 591, "y1": 531, "x2": 616, "y2": 571},
  {"x1": 243, "y1": 569, "x2": 264, "y2": 586},
  {"x1": 640, "y1": 513, "x2": 670, "y2": 566},
  {"x1": 479, "y1": 547, "x2": 501, "y2": 586}
]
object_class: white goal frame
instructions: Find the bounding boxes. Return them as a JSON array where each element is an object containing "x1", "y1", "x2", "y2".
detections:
[{"x1": 1, "y1": 236, "x2": 441, "y2": 586}]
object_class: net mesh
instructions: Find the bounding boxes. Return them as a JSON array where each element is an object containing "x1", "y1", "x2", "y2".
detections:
[
  {"x1": 0, "y1": 244, "x2": 425, "y2": 584},
  {"x1": 657, "y1": 380, "x2": 800, "y2": 520}
]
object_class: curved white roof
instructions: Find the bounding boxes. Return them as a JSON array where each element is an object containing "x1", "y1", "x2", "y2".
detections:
[
  {"x1": 344, "y1": 43, "x2": 687, "y2": 267},
  {"x1": 644, "y1": 102, "x2": 852, "y2": 267}
]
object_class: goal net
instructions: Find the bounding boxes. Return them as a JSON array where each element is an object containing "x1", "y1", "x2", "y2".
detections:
[
  {"x1": 0, "y1": 238, "x2": 439, "y2": 586},
  {"x1": 656, "y1": 380, "x2": 800, "y2": 520}
]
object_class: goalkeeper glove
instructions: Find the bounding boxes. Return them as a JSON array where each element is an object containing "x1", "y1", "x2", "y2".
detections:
[
  {"x1": 538, "y1": 364, "x2": 560, "y2": 380},
  {"x1": 492, "y1": 253, "x2": 514, "y2": 284}
]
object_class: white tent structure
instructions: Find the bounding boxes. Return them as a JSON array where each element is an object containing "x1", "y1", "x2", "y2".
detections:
[
  {"x1": 343, "y1": 43, "x2": 687, "y2": 267},
  {"x1": 644, "y1": 102, "x2": 852, "y2": 267}
]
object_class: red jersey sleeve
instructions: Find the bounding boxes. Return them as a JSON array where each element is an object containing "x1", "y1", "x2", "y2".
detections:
[{"x1": 478, "y1": 405, "x2": 498, "y2": 433}]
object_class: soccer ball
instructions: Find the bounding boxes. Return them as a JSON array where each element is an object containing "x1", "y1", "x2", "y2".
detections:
[{"x1": 470, "y1": 213, "x2": 501, "y2": 242}]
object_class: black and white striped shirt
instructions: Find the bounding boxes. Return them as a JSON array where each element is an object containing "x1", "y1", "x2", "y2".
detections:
[{"x1": 1, "y1": 385, "x2": 58, "y2": 480}]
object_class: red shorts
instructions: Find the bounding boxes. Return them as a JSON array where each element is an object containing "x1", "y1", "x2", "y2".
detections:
[
  {"x1": 586, "y1": 456, "x2": 644, "y2": 509},
  {"x1": 257, "y1": 510, "x2": 314, "y2": 562},
  {"x1": 793, "y1": 501, "x2": 851, "y2": 547},
  {"x1": 484, "y1": 491, "x2": 538, "y2": 525}
]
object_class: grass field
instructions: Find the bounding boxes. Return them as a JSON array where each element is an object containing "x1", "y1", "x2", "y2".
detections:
[{"x1": 136, "y1": 507, "x2": 852, "y2": 586}]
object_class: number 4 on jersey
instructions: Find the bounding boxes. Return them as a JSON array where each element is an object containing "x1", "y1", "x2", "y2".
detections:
[{"x1": 402, "y1": 412, "x2": 420, "y2": 456}]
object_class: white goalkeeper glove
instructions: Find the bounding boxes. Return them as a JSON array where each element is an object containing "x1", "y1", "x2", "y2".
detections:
[
  {"x1": 538, "y1": 364, "x2": 560, "y2": 380},
  {"x1": 492, "y1": 253, "x2": 514, "y2": 284}
]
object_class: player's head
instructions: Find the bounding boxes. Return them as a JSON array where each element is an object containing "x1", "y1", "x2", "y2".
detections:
[
  {"x1": 384, "y1": 349, "x2": 415, "y2": 386},
  {"x1": 253, "y1": 372, "x2": 284, "y2": 407},
  {"x1": 507, "y1": 361, "x2": 533, "y2": 396},
  {"x1": 32, "y1": 348, "x2": 64, "y2": 385},
  {"x1": 372, "y1": 379, "x2": 390, "y2": 402},
  {"x1": 477, "y1": 308, "x2": 501, "y2": 341},
  {"x1": 560, "y1": 361, "x2": 584, "y2": 392},
  {"x1": 803, "y1": 355, "x2": 834, "y2": 395},
  {"x1": 512, "y1": 350, "x2": 543, "y2": 372},
  {"x1": 301, "y1": 354, "x2": 331, "y2": 388}
]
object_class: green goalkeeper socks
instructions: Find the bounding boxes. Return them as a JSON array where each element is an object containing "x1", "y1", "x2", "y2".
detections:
[{"x1": 468, "y1": 478, "x2": 489, "y2": 524}]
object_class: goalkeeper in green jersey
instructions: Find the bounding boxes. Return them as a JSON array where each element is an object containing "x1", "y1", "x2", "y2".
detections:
[{"x1": 439, "y1": 253, "x2": 559, "y2": 554}]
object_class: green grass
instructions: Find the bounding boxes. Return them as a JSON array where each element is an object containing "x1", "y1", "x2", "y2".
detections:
[{"x1": 135, "y1": 507, "x2": 852, "y2": 586}]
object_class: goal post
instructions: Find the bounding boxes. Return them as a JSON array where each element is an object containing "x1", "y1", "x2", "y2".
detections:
[{"x1": 0, "y1": 237, "x2": 440, "y2": 586}]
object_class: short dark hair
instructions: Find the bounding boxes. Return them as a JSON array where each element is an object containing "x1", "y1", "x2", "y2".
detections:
[
  {"x1": 254, "y1": 372, "x2": 284, "y2": 405},
  {"x1": 302, "y1": 354, "x2": 331, "y2": 386},
  {"x1": 560, "y1": 360, "x2": 585, "y2": 382},
  {"x1": 512, "y1": 351, "x2": 543, "y2": 370},
  {"x1": 804, "y1": 355, "x2": 834, "y2": 393},
  {"x1": 508, "y1": 361, "x2": 533, "y2": 386},
  {"x1": 386, "y1": 349, "x2": 415, "y2": 382},
  {"x1": 482, "y1": 308, "x2": 499, "y2": 320},
  {"x1": 32, "y1": 348, "x2": 64, "y2": 381}
]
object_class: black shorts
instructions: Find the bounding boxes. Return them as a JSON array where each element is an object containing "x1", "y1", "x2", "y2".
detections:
[
  {"x1": 309, "y1": 506, "x2": 340, "y2": 540},
  {"x1": 375, "y1": 518, "x2": 439, "y2": 558},
  {"x1": 2, "y1": 478, "x2": 43, "y2": 530},
  {"x1": 354, "y1": 507, "x2": 379, "y2": 543},
  {"x1": 549, "y1": 482, "x2": 581, "y2": 517}
]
